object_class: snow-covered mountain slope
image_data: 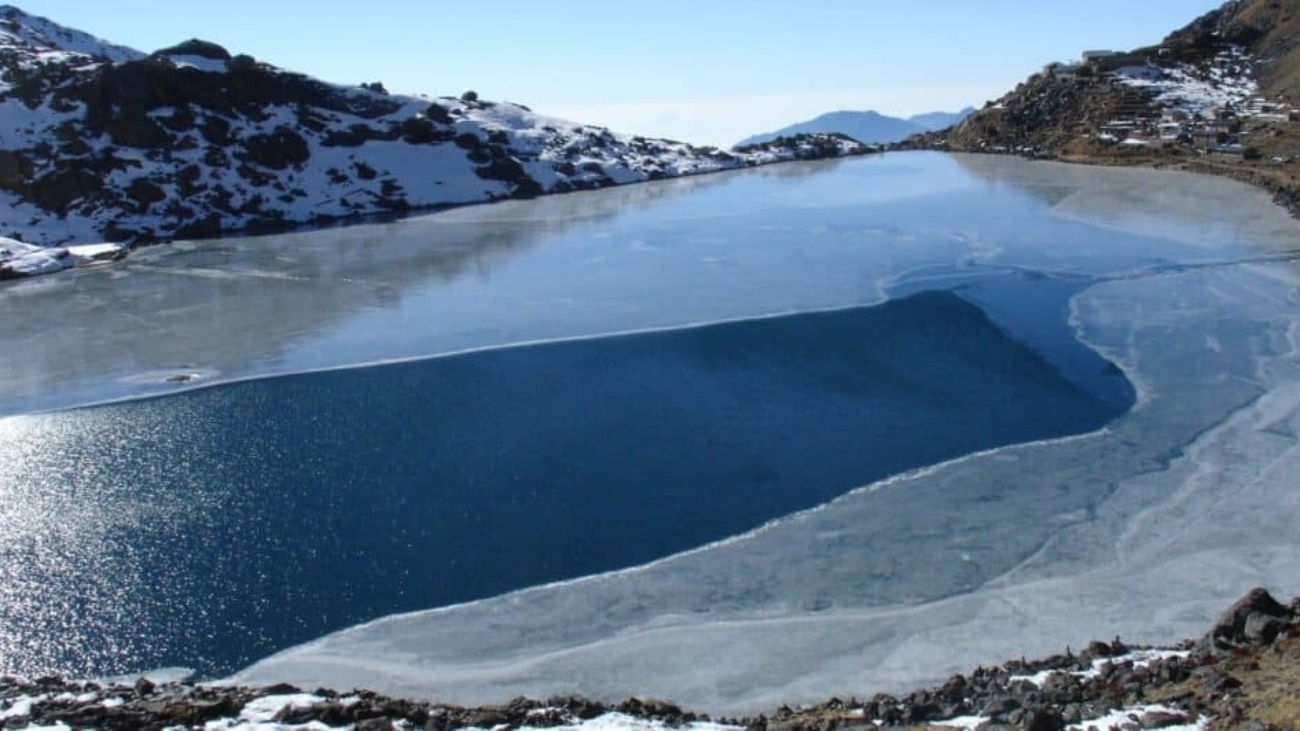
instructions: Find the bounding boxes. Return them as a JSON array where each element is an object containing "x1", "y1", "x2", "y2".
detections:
[
  {"x1": 0, "y1": 5, "x2": 143, "y2": 65},
  {"x1": 0, "y1": 8, "x2": 871, "y2": 247}
]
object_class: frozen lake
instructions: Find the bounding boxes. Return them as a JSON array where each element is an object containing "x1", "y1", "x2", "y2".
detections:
[{"x1": 2, "y1": 153, "x2": 1298, "y2": 712}]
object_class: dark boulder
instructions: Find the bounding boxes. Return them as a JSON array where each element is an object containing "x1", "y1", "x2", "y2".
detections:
[
  {"x1": 399, "y1": 116, "x2": 440, "y2": 144},
  {"x1": 1140, "y1": 709, "x2": 1193, "y2": 728},
  {"x1": 127, "y1": 178, "x2": 166, "y2": 205},
  {"x1": 1198, "y1": 587, "x2": 1291, "y2": 655},
  {"x1": 453, "y1": 132, "x2": 482, "y2": 150},
  {"x1": 424, "y1": 103, "x2": 452, "y2": 124},
  {"x1": 1024, "y1": 708, "x2": 1066, "y2": 731},
  {"x1": 0, "y1": 150, "x2": 31, "y2": 189},
  {"x1": 108, "y1": 115, "x2": 171, "y2": 149},
  {"x1": 155, "y1": 105, "x2": 196, "y2": 132},
  {"x1": 353, "y1": 161, "x2": 377, "y2": 180},
  {"x1": 244, "y1": 126, "x2": 310, "y2": 169},
  {"x1": 199, "y1": 115, "x2": 232, "y2": 145},
  {"x1": 29, "y1": 167, "x2": 100, "y2": 213}
]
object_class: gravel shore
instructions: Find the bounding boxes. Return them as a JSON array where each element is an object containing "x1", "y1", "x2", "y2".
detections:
[{"x1": 2, "y1": 588, "x2": 1295, "y2": 730}]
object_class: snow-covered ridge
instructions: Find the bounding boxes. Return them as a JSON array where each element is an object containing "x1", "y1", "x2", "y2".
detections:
[
  {"x1": 0, "y1": 5, "x2": 142, "y2": 64},
  {"x1": 0, "y1": 6, "x2": 872, "y2": 252}
]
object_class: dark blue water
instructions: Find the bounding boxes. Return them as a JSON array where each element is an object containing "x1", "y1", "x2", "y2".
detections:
[
  {"x1": 893, "y1": 269, "x2": 1133, "y2": 416},
  {"x1": 0, "y1": 288, "x2": 1132, "y2": 678}
]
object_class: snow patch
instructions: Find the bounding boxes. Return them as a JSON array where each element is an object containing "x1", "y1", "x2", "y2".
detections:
[
  {"x1": 162, "y1": 53, "x2": 228, "y2": 73},
  {"x1": 0, "y1": 694, "x2": 45, "y2": 719},
  {"x1": 932, "y1": 715, "x2": 990, "y2": 730},
  {"x1": 1115, "y1": 48, "x2": 1259, "y2": 117},
  {"x1": 1066, "y1": 705, "x2": 1207, "y2": 731},
  {"x1": 1010, "y1": 649, "x2": 1191, "y2": 686}
]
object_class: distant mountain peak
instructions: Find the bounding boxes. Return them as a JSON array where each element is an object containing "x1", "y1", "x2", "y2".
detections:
[
  {"x1": 736, "y1": 107, "x2": 974, "y2": 148},
  {"x1": 908, "y1": 107, "x2": 977, "y2": 132}
]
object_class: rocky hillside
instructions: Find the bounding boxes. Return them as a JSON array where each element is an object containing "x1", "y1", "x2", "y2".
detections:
[
  {"x1": 2, "y1": 587, "x2": 1296, "y2": 730},
  {"x1": 1164, "y1": 0, "x2": 1300, "y2": 102},
  {"x1": 930, "y1": 0, "x2": 1298, "y2": 155},
  {"x1": 908, "y1": 0, "x2": 1300, "y2": 214},
  {"x1": 0, "y1": 6, "x2": 870, "y2": 247},
  {"x1": 904, "y1": 0, "x2": 1300, "y2": 215}
]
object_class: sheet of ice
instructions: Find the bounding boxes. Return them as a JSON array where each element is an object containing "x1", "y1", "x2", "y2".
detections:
[
  {"x1": 5, "y1": 153, "x2": 1300, "y2": 714},
  {"x1": 230, "y1": 156, "x2": 1300, "y2": 714},
  {"x1": 0, "y1": 153, "x2": 1278, "y2": 417}
]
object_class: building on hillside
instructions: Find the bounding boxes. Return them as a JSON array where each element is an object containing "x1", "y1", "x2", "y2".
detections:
[
  {"x1": 1191, "y1": 128, "x2": 1225, "y2": 151},
  {"x1": 1044, "y1": 61, "x2": 1087, "y2": 78},
  {"x1": 1158, "y1": 122, "x2": 1185, "y2": 141}
]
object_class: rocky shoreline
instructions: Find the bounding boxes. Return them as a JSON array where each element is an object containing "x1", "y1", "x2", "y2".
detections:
[
  {"x1": 887, "y1": 0, "x2": 1300, "y2": 228},
  {"x1": 2, "y1": 588, "x2": 1295, "y2": 730},
  {"x1": 894, "y1": 139, "x2": 1300, "y2": 228}
]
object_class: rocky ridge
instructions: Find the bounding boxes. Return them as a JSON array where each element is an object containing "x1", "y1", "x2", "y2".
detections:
[
  {"x1": 1, "y1": 588, "x2": 1297, "y2": 730},
  {"x1": 901, "y1": 0, "x2": 1300, "y2": 219},
  {"x1": 0, "y1": 6, "x2": 870, "y2": 248}
]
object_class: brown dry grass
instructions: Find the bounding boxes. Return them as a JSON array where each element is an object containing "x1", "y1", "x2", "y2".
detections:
[
  {"x1": 1145, "y1": 636, "x2": 1300, "y2": 730},
  {"x1": 1237, "y1": 0, "x2": 1300, "y2": 102},
  {"x1": 1224, "y1": 637, "x2": 1300, "y2": 730}
]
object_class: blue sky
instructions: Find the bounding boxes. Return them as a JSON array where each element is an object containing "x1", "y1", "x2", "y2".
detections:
[{"x1": 22, "y1": 1, "x2": 1224, "y2": 146}]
